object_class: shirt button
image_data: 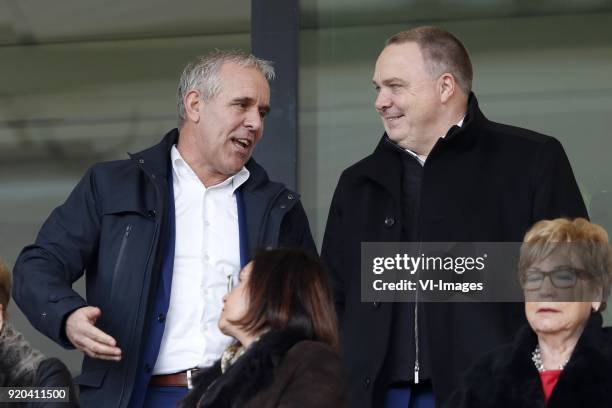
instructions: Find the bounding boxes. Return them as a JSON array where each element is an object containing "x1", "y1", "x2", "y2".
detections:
[
  {"x1": 363, "y1": 376, "x2": 371, "y2": 389},
  {"x1": 384, "y1": 217, "x2": 395, "y2": 227},
  {"x1": 372, "y1": 302, "x2": 381, "y2": 309},
  {"x1": 148, "y1": 209, "x2": 157, "y2": 218},
  {"x1": 157, "y1": 313, "x2": 166, "y2": 323},
  {"x1": 204, "y1": 254, "x2": 210, "y2": 261},
  {"x1": 204, "y1": 220, "x2": 210, "y2": 226}
]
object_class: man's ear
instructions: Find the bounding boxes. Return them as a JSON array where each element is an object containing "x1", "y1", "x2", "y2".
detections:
[
  {"x1": 184, "y1": 90, "x2": 202, "y2": 123},
  {"x1": 438, "y1": 73, "x2": 456, "y2": 104}
]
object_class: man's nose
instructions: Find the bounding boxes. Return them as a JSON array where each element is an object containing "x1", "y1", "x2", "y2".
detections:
[
  {"x1": 374, "y1": 90, "x2": 391, "y2": 112},
  {"x1": 244, "y1": 109, "x2": 263, "y2": 131}
]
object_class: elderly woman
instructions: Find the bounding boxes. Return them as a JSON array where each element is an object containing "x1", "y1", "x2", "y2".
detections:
[
  {"x1": 1, "y1": 258, "x2": 78, "y2": 406},
  {"x1": 449, "y1": 218, "x2": 612, "y2": 408},
  {"x1": 179, "y1": 248, "x2": 345, "y2": 407}
]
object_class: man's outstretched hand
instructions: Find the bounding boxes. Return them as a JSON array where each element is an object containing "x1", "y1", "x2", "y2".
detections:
[{"x1": 66, "y1": 306, "x2": 122, "y2": 361}]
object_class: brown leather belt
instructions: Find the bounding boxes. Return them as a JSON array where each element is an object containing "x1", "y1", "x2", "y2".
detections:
[{"x1": 150, "y1": 368, "x2": 199, "y2": 389}]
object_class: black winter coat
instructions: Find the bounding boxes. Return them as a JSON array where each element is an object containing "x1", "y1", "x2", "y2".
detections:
[
  {"x1": 12, "y1": 129, "x2": 316, "y2": 408},
  {"x1": 179, "y1": 330, "x2": 346, "y2": 408},
  {"x1": 321, "y1": 94, "x2": 588, "y2": 407},
  {"x1": 448, "y1": 313, "x2": 612, "y2": 408}
]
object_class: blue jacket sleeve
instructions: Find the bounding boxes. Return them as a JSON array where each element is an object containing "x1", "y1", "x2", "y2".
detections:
[{"x1": 12, "y1": 166, "x2": 102, "y2": 348}]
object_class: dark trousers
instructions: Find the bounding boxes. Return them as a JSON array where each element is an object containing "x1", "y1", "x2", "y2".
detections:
[
  {"x1": 142, "y1": 385, "x2": 189, "y2": 407},
  {"x1": 385, "y1": 382, "x2": 435, "y2": 408}
]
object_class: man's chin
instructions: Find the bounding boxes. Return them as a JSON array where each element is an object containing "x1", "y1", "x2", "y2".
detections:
[
  {"x1": 224, "y1": 161, "x2": 249, "y2": 176},
  {"x1": 386, "y1": 132, "x2": 406, "y2": 145}
]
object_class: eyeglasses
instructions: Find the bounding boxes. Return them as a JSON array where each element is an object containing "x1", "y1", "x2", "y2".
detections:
[{"x1": 520, "y1": 266, "x2": 590, "y2": 291}]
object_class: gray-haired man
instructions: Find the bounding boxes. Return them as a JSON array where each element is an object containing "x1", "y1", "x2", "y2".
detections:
[{"x1": 13, "y1": 50, "x2": 316, "y2": 407}]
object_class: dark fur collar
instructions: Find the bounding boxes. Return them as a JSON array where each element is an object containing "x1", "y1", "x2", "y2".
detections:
[
  {"x1": 456, "y1": 312, "x2": 612, "y2": 408},
  {"x1": 179, "y1": 329, "x2": 309, "y2": 408}
]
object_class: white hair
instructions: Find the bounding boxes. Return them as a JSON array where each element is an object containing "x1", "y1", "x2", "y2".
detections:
[{"x1": 176, "y1": 50, "x2": 275, "y2": 126}]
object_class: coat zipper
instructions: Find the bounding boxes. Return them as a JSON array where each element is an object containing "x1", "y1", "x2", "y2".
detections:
[
  {"x1": 414, "y1": 241, "x2": 422, "y2": 384},
  {"x1": 412, "y1": 138, "x2": 442, "y2": 385},
  {"x1": 413, "y1": 155, "x2": 429, "y2": 384},
  {"x1": 118, "y1": 159, "x2": 163, "y2": 408},
  {"x1": 112, "y1": 224, "x2": 133, "y2": 289}
]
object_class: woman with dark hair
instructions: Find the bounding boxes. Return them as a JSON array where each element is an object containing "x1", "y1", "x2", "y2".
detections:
[
  {"x1": 449, "y1": 218, "x2": 612, "y2": 407},
  {"x1": 179, "y1": 248, "x2": 345, "y2": 407}
]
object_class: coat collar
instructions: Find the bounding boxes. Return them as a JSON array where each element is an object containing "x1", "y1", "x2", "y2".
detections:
[
  {"x1": 501, "y1": 312, "x2": 609, "y2": 407},
  {"x1": 127, "y1": 128, "x2": 275, "y2": 193},
  {"x1": 180, "y1": 330, "x2": 310, "y2": 408},
  {"x1": 127, "y1": 128, "x2": 293, "y2": 260},
  {"x1": 128, "y1": 128, "x2": 178, "y2": 179},
  {"x1": 508, "y1": 312, "x2": 605, "y2": 370},
  {"x1": 357, "y1": 92, "x2": 486, "y2": 196}
]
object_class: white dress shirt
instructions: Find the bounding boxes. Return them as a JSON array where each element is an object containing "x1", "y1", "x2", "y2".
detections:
[
  {"x1": 405, "y1": 117, "x2": 465, "y2": 166},
  {"x1": 153, "y1": 145, "x2": 249, "y2": 375}
]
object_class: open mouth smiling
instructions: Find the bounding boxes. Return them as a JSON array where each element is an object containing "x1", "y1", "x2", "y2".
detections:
[
  {"x1": 383, "y1": 114, "x2": 404, "y2": 122},
  {"x1": 231, "y1": 137, "x2": 252, "y2": 151}
]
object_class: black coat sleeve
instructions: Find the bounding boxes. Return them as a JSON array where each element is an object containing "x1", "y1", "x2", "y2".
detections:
[
  {"x1": 531, "y1": 137, "x2": 588, "y2": 222},
  {"x1": 12, "y1": 166, "x2": 101, "y2": 348},
  {"x1": 321, "y1": 173, "x2": 347, "y2": 326}
]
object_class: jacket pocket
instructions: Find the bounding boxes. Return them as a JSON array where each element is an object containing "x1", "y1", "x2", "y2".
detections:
[
  {"x1": 74, "y1": 368, "x2": 108, "y2": 407},
  {"x1": 73, "y1": 368, "x2": 108, "y2": 388}
]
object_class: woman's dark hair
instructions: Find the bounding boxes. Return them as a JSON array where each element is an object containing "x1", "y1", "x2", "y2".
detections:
[{"x1": 234, "y1": 248, "x2": 339, "y2": 349}]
